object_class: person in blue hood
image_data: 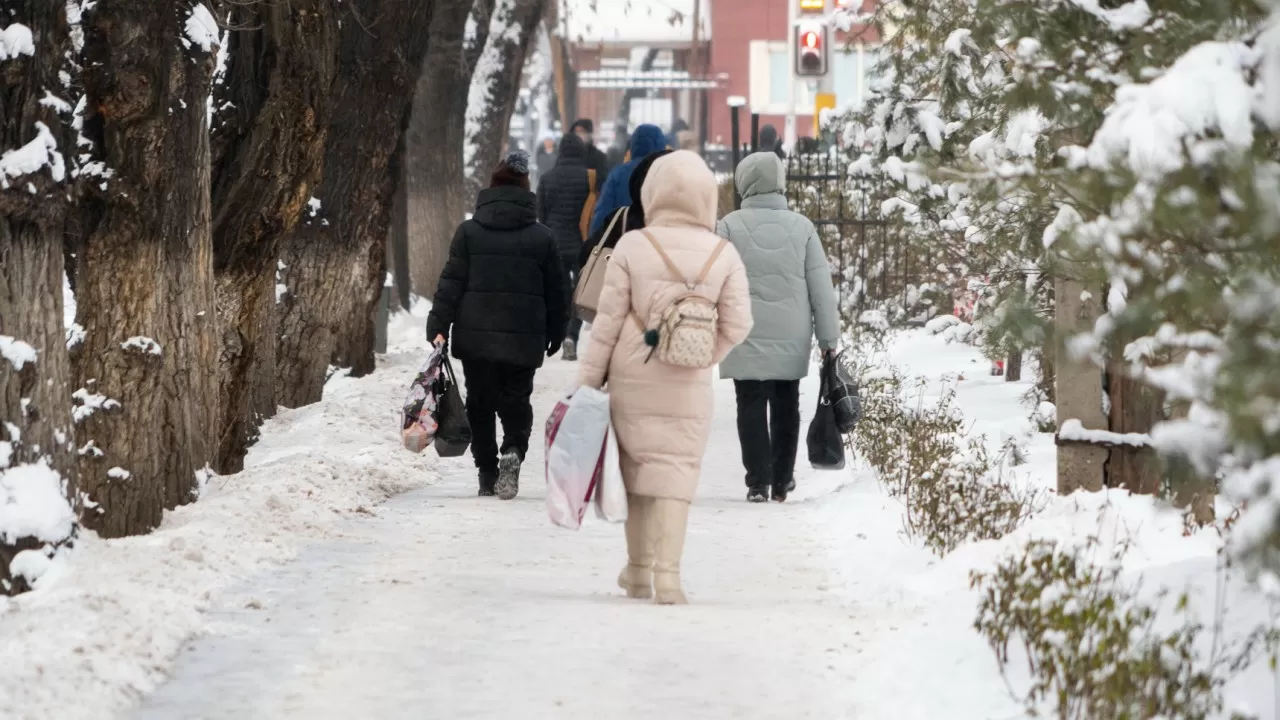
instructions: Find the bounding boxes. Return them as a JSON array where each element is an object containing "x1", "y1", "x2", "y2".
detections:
[{"x1": 588, "y1": 123, "x2": 668, "y2": 236}]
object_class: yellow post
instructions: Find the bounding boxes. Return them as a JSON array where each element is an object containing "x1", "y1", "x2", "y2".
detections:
[{"x1": 813, "y1": 92, "x2": 836, "y2": 135}]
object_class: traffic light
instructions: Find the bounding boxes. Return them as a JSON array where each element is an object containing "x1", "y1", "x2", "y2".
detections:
[{"x1": 796, "y1": 23, "x2": 828, "y2": 77}]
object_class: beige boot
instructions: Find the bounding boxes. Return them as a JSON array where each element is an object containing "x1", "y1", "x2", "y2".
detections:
[
  {"x1": 650, "y1": 498, "x2": 691, "y2": 605},
  {"x1": 617, "y1": 494, "x2": 654, "y2": 599}
]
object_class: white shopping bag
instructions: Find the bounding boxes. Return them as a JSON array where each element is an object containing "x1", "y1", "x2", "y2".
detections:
[
  {"x1": 593, "y1": 424, "x2": 627, "y2": 523},
  {"x1": 544, "y1": 387, "x2": 611, "y2": 530}
]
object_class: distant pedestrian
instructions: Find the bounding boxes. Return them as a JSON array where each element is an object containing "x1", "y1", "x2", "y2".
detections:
[
  {"x1": 570, "y1": 118, "x2": 608, "y2": 189},
  {"x1": 758, "y1": 124, "x2": 785, "y2": 160},
  {"x1": 717, "y1": 152, "x2": 840, "y2": 503},
  {"x1": 534, "y1": 133, "x2": 557, "y2": 186},
  {"x1": 588, "y1": 123, "x2": 667, "y2": 236},
  {"x1": 579, "y1": 150, "x2": 754, "y2": 605},
  {"x1": 578, "y1": 148, "x2": 674, "y2": 269},
  {"x1": 536, "y1": 133, "x2": 594, "y2": 361},
  {"x1": 427, "y1": 151, "x2": 567, "y2": 500}
]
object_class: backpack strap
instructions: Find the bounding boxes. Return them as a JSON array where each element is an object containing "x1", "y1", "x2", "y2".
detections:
[{"x1": 632, "y1": 230, "x2": 728, "y2": 329}]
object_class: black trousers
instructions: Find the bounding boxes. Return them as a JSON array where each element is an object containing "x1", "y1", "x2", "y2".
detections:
[
  {"x1": 562, "y1": 252, "x2": 582, "y2": 344},
  {"x1": 461, "y1": 359, "x2": 536, "y2": 473},
  {"x1": 734, "y1": 380, "x2": 802, "y2": 491}
]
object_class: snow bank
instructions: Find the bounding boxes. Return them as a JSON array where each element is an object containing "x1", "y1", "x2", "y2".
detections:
[{"x1": 0, "y1": 303, "x2": 439, "y2": 720}]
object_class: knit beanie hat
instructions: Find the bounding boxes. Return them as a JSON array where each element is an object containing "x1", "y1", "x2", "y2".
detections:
[{"x1": 490, "y1": 150, "x2": 531, "y2": 189}]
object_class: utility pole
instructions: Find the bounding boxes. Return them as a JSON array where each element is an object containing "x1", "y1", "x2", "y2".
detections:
[{"x1": 785, "y1": 0, "x2": 798, "y2": 149}]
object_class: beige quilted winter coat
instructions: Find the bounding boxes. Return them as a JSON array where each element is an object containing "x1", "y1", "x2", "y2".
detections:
[{"x1": 579, "y1": 151, "x2": 753, "y2": 502}]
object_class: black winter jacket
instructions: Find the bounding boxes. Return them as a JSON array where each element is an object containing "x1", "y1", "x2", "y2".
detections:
[
  {"x1": 536, "y1": 134, "x2": 592, "y2": 258},
  {"x1": 426, "y1": 186, "x2": 567, "y2": 369}
]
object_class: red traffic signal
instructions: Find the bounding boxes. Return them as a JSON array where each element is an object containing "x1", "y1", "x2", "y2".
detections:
[{"x1": 796, "y1": 24, "x2": 828, "y2": 77}]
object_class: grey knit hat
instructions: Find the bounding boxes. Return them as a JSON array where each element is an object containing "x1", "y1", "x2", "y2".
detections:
[{"x1": 503, "y1": 150, "x2": 530, "y2": 176}]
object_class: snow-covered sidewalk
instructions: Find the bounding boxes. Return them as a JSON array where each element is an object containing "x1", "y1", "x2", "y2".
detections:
[{"x1": 132, "y1": 353, "x2": 872, "y2": 719}]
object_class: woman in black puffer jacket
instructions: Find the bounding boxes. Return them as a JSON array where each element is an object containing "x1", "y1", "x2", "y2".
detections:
[{"x1": 428, "y1": 151, "x2": 567, "y2": 500}]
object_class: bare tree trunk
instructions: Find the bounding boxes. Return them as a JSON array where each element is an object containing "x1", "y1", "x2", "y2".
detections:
[
  {"x1": 0, "y1": 1, "x2": 80, "y2": 593},
  {"x1": 1005, "y1": 350, "x2": 1022, "y2": 382},
  {"x1": 74, "y1": 2, "x2": 219, "y2": 537},
  {"x1": 276, "y1": 0, "x2": 439, "y2": 408},
  {"x1": 407, "y1": 0, "x2": 483, "y2": 298},
  {"x1": 209, "y1": 0, "x2": 338, "y2": 474},
  {"x1": 464, "y1": 0, "x2": 549, "y2": 200}
]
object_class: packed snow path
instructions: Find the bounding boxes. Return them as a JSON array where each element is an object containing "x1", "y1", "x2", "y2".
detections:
[{"x1": 134, "y1": 357, "x2": 873, "y2": 719}]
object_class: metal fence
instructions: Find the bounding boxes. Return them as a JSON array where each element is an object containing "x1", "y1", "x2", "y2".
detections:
[{"x1": 783, "y1": 153, "x2": 945, "y2": 327}]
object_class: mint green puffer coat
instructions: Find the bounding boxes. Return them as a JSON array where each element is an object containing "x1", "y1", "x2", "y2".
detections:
[{"x1": 716, "y1": 152, "x2": 840, "y2": 381}]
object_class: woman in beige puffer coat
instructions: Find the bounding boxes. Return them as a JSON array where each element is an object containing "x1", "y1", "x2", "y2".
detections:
[{"x1": 579, "y1": 151, "x2": 753, "y2": 605}]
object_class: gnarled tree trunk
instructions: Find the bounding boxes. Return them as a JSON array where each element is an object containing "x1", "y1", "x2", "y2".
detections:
[
  {"x1": 74, "y1": 2, "x2": 219, "y2": 537},
  {"x1": 211, "y1": 0, "x2": 338, "y2": 474},
  {"x1": 463, "y1": 0, "x2": 548, "y2": 200},
  {"x1": 406, "y1": 0, "x2": 485, "y2": 299},
  {"x1": 0, "y1": 2, "x2": 79, "y2": 594},
  {"x1": 276, "y1": 0, "x2": 439, "y2": 408}
]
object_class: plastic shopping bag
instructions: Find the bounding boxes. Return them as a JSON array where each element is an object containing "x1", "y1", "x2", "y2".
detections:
[
  {"x1": 545, "y1": 387, "x2": 611, "y2": 530},
  {"x1": 593, "y1": 424, "x2": 627, "y2": 523},
  {"x1": 402, "y1": 344, "x2": 446, "y2": 453}
]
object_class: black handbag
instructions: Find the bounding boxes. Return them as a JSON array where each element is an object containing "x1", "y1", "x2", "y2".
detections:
[
  {"x1": 434, "y1": 355, "x2": 472, "y2": 458},
  {"x1": 807, "y1": 377, "x2": 846, "y2": 470},
  {"x1": 824, "y1": 351, "x2": 862, "y2": 434}
]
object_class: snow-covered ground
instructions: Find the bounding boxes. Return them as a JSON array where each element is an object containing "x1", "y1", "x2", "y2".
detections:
[{"x1": 1, "y1": 308, "x2": 1275, "y2": 719}]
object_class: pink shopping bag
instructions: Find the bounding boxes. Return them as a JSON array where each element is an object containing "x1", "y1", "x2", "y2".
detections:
[{"x1": 544, "y1": 387, "x2": 610, "y2": 530}]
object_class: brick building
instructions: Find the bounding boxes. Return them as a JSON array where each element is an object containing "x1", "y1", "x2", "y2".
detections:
[{"x1": 563, "y1": 0, "x2": 879, "y2": 150}]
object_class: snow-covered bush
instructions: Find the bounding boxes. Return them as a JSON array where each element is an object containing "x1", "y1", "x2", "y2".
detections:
[
  {"x1": 971, "y1": 539, "x2": 1262, "y2": 720},
  {"x1": 851, "y1": 369, "x2": 1038, "y2": 555}
]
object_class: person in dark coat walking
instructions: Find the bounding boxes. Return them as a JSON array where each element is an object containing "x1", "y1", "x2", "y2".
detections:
[
  {"x1": 571, "y1": 118, "x2": 608, "y2": 189},
  {"x1": 588, "y1": 123, "x2": 668, "y2": 236},
  {"x1": 578, "y1": 148, "x2": 674, "y2": 269},
  {"x1": 534, "y1": 134, "x2": 557, "y2": 188},
  {"x1": 427, "y1": 151, "x2": 567, "y2": 500},
  {"x1": 758, "y1": 124, "x2": 786, "y2": 160},
  {"x1": 536, "y1": 133, "x2": 593, "y2": 361}
]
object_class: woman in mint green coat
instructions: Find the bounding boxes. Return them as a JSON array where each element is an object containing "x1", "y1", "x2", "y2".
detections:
[{"x1": 716, "y1": 152, "x2": 841, "y2": 503}]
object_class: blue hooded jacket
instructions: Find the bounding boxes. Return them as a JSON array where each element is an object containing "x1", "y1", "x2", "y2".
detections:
[{"x1": 589, "y1": 124, "x2": 668, "y2": 235}]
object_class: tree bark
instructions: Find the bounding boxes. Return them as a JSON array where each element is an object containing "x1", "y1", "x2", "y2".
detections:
[
  {"x1": 74, "y1": 2, "x2": 219, "y2": 537},
  {"x1": 407, "y1": 0, "x2": 482, "y2": 299},
  {"x1": 0, "y1": 1, "x2": 80, "y2": 594},
  {"x1": 1005, "y1": 350, "x2": 1022, "y2": 382},
  {"x1": 209, "y1": 0, "x2": 338, "y2": 474},
  {"x1": 464, "y1": 0, "x2": 548, "y2": 200},
  {"x1": 276, "y1": 0, "x2": 439, "y2": 408},
  {"x1": 1106, "y1": 360, "x2": 1165, "y2": 495}
]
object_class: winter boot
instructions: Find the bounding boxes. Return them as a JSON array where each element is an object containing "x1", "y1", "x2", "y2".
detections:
[
  {"x1": 616, "y1": 494, "x2": 654, "y2": 599},
  {"x1": 746, "y1": 486, "x2": 769, "y2": 503},
  {"x1": 771, "y1": 483, "x2": 788, "y2": 503},
  {"x1": 478, "y1": 470, "x2": 498, "y2": 497},
  {"x1": 562, "y1": 339, "x2": 577, "y2": 362},
  {"x1": 495, "y1": 451, "x2": 521, "y2": 500},
  {"x1": 650, "y1": 498, "x2": 691, "y2": 605}
]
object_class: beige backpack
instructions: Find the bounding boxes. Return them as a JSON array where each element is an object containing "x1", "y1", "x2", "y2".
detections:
[{"x1": 631, "y1": 230, "x2": 728, "y2": 369}]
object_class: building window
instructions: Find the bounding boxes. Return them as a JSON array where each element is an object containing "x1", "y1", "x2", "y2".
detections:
[{"x1": 749, "y1": 40, "x2": 815, "y2": 115}]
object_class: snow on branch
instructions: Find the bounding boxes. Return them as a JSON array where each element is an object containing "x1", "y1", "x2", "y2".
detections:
[
  {"x1": 1081, "y1": 42, "x2": 1258, "y2": 178},
  {"x1": 0, "y1": 462, "x2": 77, "y2": 546},
  {"x1": 0, "y1": 122, "x2": 65, "y2": 190},
  {"x1": 182, "y1": 3, "x2": 220, "y2": 54},
  {"x1": 0, "y1": 23, "x2": 35, "y2": 62},
  {"x1": 1057, "y1": 419, "x2": 1152, "y2": 448},
  {"x1": 0, "y1": 336, "x2": 38, "y2": 371}
]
